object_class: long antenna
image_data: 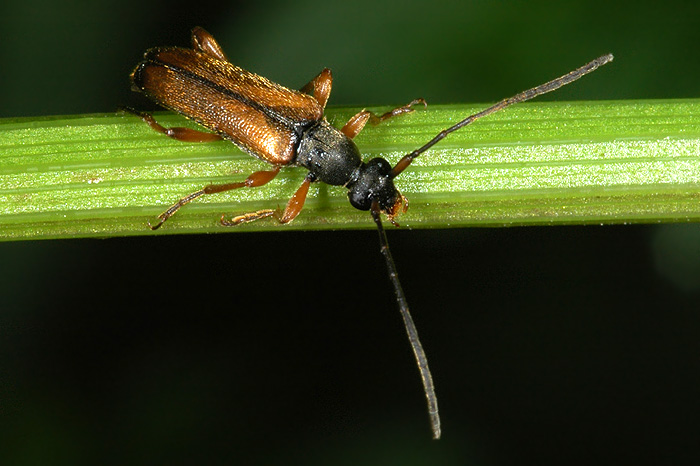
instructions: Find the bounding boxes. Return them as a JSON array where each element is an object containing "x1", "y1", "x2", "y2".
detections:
[
  {"x1": 371, "y1": 202, "x2": 441, "y2": 439},
  {"x1": 391, "y1": 53, "x2": 614, "y2": 177},
  {"x1": 371, "y1": 53, "x2": 613, "y2": 438}
]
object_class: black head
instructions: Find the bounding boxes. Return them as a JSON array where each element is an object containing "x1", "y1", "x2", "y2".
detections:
[{"x1": 347, "y1": 158, "x2": 407, "y2": 220}]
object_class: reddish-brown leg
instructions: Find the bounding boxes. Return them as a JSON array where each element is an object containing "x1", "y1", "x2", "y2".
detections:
[
  {"x1": 299, "y1": 68, "x2": 333, "y2": 109},
  {"x1": 191, "y1": 26, "x2": 229, "y2": 61},
  {"x1": 341, "y1": 112, "x2": 371, "y2": 139},
  {"x1": 149, "y1": 167, "x2": 281, "y2": 230},
  {"x1": 368, "y1": 98, "x2": 427, "y2": 125},
  {"x1": 123, "y1": 107, "x2": 223, "y2": 142},
  {"x1": 221, "y1": 173, "x2": 314, "y2": 226},
  {"x1": 340, "y1": 98, "x2": 427, "y2": 140}
]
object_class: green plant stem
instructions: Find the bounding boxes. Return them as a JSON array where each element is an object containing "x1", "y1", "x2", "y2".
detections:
[{"x1": 1, "y1": 100, "x2": 699, "y2": 241}]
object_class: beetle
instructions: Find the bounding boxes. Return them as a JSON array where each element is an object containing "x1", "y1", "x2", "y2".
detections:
[{"x1": 127, "y1": 26, "x2": 613, "y2": 439}]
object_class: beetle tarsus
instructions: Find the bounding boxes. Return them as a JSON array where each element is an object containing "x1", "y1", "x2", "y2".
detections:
[
  {"x1": 147, "y1": 217, "x2": 166, "y2": 231},
  {"x1": 340, "y1": 98, "x2": 427, "y2": 140},
  {"x1": 219, "y1": 174, "x2": 313, "y2": 226},
  {"x1": 147, "y1": 189, "x2": 206, "y2": 229},
  {"x1": 368, "y1": 98, "x2": 427, "y2": 125},
  {"x1": 220, "y1": 209, "x2": 277, "y2": 226},
  {"x1": 124, "y1": 106, "x2": 223, "y2": 142}
]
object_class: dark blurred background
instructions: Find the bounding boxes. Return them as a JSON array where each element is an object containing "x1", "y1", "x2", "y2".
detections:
[{"x1": 2, "y1": 1, "x2": 700, "y2": 465}]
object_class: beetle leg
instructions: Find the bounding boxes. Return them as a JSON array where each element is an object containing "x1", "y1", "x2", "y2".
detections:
[
  {"x1": 191, "y1": 26, "x2": 229, "y2": 61},
  {"x1": 149, "y1": 167, "x2": 281, "y2": 230},
  {"x1": 368, "y1": 98, "x2": 427, "y2": 125},
  {"x1": 276, "y1": 173, "x2": 313, "y2": 223},
  {"x1": 220, "y1": 209, "x2": 277, "y2": 225},
  {"x1": 299, "y1": 68, "x2": 333, "y2": 109},
  {"x1": 221, "y1": 173, "x2": 314, "y2": 226},
  {"x1": 341, "y1": 111, "x2": 371, "y2": 139},
  {"x1": 340, "y1": 98, "x2": 427, "y2": 140},
  {"x1": 122, "y1": 107, "x2": 223, "y2": 142}
]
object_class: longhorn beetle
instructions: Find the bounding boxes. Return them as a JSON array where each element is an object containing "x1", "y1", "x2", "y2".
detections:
[{"x1": 127, "y1": 26, "x2": 613, "y2": 439}]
